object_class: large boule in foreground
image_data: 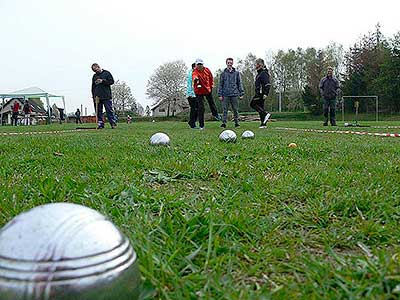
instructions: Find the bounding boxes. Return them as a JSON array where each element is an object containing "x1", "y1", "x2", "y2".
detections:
[{"x1": 0, "y1": 203, "x2": 141, "y2": 300}]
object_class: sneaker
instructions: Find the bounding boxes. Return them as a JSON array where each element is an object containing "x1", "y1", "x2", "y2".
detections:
[
  {"x1": 111, "y1": 123, "x2": 117, "y2": 129},
  {"x1": 263, "y1": 113, "x2": 271, "y2": 124},
  {"x1": 220, "y1": 123, "x2": 226, "y2": 128},
  {"x1": 259, "y1": 125, "x2": 266, "y2": 129},
  {"x1": 323, "y1": 122, "x2": 328, "y2": 126},
  {"x1": 214, "y1": 114, "x2": 222, "y2": 121},
  {"x1": 235, "y1": 123, "x2": 240, "y2": 128},
  {"x1": 199, "y1": 127, "x2": 204, "y2": 131}
]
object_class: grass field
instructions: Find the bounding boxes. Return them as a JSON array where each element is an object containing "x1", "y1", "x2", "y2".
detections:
[{"x1": 1, "y1": 120, "x2": 400, "y2": 299}]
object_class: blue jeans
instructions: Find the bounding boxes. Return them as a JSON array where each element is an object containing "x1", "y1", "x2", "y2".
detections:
[{"x1": 95, "y1": 99, "x2": 116, "y2": 127}]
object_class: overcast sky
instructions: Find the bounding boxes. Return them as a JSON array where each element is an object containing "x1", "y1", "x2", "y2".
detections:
[{"x1": 1, "y1": 0, "x2": 399, "y2": 114}]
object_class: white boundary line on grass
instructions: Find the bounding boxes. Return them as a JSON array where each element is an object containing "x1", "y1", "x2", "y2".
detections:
[
  {"x1": 275, "y1": 127, "x2": 400, "y2": 138},
  {"x1": 0, "y1": 129, "x2": 96, "y2": 136}
]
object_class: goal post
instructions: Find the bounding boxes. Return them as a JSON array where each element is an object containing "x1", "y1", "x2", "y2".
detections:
[{"x1": 340, "y1": 96, "x2": 379, "y2": 122}]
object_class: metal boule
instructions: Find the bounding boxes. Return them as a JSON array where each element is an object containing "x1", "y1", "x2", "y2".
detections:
[
  {"x1": 219, "y1": 130, "x2": 237, "y2": 143},
  {"x1": 0, "y1": 203, "x2": 141, "y2": 300},
  {"x1": 150, "y1": 132, "x2": 170, "y2": 145},
  {"x1": 241, "y1": 130, "x2": 255, "y2": 139}
]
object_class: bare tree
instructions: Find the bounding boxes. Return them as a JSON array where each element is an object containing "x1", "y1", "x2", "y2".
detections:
[
  {"x1": 146, "y1": 60, "x2": 187, "y2": 117},
  {"x1": 111, "y1": 80, "x2": 138, "y2": 115}
]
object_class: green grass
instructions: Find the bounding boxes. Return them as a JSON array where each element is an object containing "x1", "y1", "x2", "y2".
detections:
[{"x1": 1, "y1": 121, "x2": 400, "y2": 299}]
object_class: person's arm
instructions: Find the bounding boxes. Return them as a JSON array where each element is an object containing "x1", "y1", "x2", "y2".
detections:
[
  {"x1": 260, "y1": 71, "x2": 270, "y2": 96},
  {"x1": 209, "y1": 70, "x2": 214, "y2": 90},
  {"x1": 102, "y1": 71, "x2": 114, "y2": 86},
  {"x1": 217, "y1": 72, "x2": 224, "y2": 97},
  {"x1": 319, "y1": 78, "x2": 325, "y2": 96},
  {"x1": 186, "y1": 71, "x2": 192, "y2": 97},
  {"x1": 91, "y1": 76, "x2": 96, "y2": 99},
  {"x1": 237, "y1": 72, "x2": 244, "y2": 97}
]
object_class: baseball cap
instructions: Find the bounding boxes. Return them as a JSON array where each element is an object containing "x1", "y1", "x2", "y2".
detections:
[{"x1": 195, "y1": 58, "x2": 204, "y2": 65}]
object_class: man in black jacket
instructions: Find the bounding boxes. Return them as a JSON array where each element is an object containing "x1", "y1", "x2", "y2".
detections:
[
  {"x1": 250, "y1": 58, "x2": 271, "y2": 128},
  {"x1": 91, "y1": 63, "x2": 117, "y2": 129},
  {"x1": 319, "y1": 67, "x2": 340, "y2": 126}
]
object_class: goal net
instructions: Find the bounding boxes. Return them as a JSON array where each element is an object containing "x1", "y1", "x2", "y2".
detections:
[{"x1": 339, "y1": 96, "x2": 379, "y2": 123}]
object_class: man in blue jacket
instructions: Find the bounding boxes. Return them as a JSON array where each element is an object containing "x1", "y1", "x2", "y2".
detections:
[
  {"x1": 91, "y1": 63, "x2": 117, "y2": 129},
  {"x1": 218, "y1": 58, "x2": 244, "y2": 128},
  {"x1": 319, "y1": 66, "x2": 340, "y2": 126}
]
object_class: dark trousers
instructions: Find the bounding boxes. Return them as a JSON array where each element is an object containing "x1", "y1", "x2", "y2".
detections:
[
  {"x1": 195, "y1": 95, "x2": 206, "y2": 128},
  {"x1": 323, "y1": 99, "x2": 336, "y2": 125},
  {"x1": 250, "y1": 96, "x2": 267, "y2": 122},
  {"x1": 94, "y1": 99, "x2": 116, "y2": 127},
  {"x1": 75, "y1": 117, "x2": 82, "y2": 124},
  {"x1": 187, "y1": 97, "x2": 197, "y2": 128},
  {"x1": 11, "y1": 112, "x2": 18, "y2": 126},
  {"x1": 204, "y1": 93, "x2": 219, "y2": 117}
]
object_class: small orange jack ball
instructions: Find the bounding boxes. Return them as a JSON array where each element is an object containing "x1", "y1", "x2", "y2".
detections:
[{"x1": 288, "y1": 143, "x2": 297, "y2": 148}]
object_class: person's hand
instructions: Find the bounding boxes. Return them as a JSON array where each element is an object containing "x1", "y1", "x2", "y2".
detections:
[
  {"x1": 239, "y1": 96, "x2": 243, "y2": 100},
  {"x1": 219, "y1": 96, "x2": 223, "y2": 101},
  {"x1": 263, "y1": 95, "x2": 267, "y2": 99},
  {"x1": 95, "y1": 79, "x2": 103, "y2": 85}
]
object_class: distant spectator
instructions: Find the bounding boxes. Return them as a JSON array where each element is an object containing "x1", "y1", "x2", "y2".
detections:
[
  {"x1": 319, "y1": 66, "x2": 340, "y2": 126},
  {"x1": 127, "y1": 115, "x2": 132, "y2": 124},
  {"x1": 75, "y1": 108, "x2": 82, "y2": 124},
  {"x1": 11, "y1": 101, "x2": 20, "y2": 126},
  {"x1": 58, "y1": 107, "x2": 65, "y2": 124},
  {"x1": 22, "y1": 100, "x2": 32, "y2": 125}
]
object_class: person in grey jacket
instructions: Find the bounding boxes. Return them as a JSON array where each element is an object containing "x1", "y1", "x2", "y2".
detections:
[
  {"x1": 217, "y1": 58, "x2": 244, "y2": 128},
  {"x1": 319, "y1": 66, "x2": 340, "y2": 126}
]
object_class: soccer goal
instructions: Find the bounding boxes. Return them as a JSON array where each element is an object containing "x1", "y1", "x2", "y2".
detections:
[{"x1": 340, "y1": 96, "x2": 379, "y2": 124}]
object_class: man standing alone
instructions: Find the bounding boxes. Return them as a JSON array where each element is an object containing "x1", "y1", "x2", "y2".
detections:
[
  {"x1": 319, "y1": 66, "x2": 340, "y2": 126},
  {"x1": 91, "y1": 63, "x2": 117, "y2": 129},
  {"x1": 250, "y1": 58, "x2": 271, "y2": 128},
  {"x1": 218, "y1": 58, "x2": 244, "y2": 128}
]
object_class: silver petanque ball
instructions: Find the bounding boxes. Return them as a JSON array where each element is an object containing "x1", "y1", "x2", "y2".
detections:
[
  {"x1": 150, "y1": 132, "x2": 170, "y2": 145},
  {"x1": 219, "y1": 130, "x2": 237, "y2": 143},
  {"x1": 241, "y1": 130, "x2": 255, "y2": 139},
  {"x1": 0, "y1": 203, "x2": 141, "y2": 300}
]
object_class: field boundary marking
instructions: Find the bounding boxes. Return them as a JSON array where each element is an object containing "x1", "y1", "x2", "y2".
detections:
[
  {"x1": 0, "y1": 129, "x2": 96, "y2": 136},
  {"x1": 275, "y1": 127, "x2": 400, "y2": 138}
]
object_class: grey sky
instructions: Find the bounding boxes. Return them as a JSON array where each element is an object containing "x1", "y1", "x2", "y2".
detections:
[{"x1": 1, "y1": 0, "x2": 398, "y2": 114}]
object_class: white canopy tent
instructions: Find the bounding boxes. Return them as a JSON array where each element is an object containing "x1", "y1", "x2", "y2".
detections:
[{"x1": 0, "y1": 87, "x2": 65, "y2": 125}]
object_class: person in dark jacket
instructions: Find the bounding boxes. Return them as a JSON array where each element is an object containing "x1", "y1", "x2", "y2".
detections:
[
  {"x1": 91, "y1": 63, "x2": 117, "y2": 129},
  {"x1": 75, "y1": 108, "x2": 82, "y2": 124},
  {"x1": 22, "y1": 99, "x2": 32, "y2": 126},
  {"x1": 250, "y1": 58, "x2": 271, "y2": 128},
  {"x1": 218, "y1": 58, "x2": 244, "y2": 128},
  {"x1": 319, "y1": 66, "x2": 340, "y2": 126}
]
